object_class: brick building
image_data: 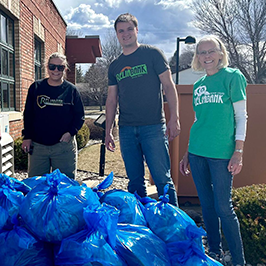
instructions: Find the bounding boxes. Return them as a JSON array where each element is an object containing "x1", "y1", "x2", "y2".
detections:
[{"x1": 0, "y1": 0, "x2": 102, "y2": 140}]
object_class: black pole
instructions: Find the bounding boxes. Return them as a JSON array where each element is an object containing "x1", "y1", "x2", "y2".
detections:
[
  {"x1": 99, "y1": 130, "x2": 106, "y2": 176},
  {"x1": 176, "y1": 37, "x2": 180, "y2": 85},
  {"x1": 175, "y1": 36, "x2": 196, "y2": 84}
]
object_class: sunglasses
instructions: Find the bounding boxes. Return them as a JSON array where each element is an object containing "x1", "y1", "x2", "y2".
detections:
[{"x1": 48, "y1": 64, "x2": 66, "y2": 71}]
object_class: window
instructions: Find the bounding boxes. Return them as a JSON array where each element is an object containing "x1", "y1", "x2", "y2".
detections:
[
  {"x1": 34, "y1": 38, "x2": 42, "y2": 80},
  {"x1": 0, "y1": 12, "x2": 14, "y2": 111}
]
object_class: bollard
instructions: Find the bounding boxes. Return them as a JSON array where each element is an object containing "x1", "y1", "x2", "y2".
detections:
[
  {"x1": 94, "y1": 114, "x2": 106, "y2": 176},
  {"x1": 99, "y1": 130, "x2": 106, "y2": 176}
]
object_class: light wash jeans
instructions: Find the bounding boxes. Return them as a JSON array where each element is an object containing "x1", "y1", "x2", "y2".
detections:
[
  {"x1": 119, "y1": 123, "x2": 178, "y2": 206},
  {"x1": 28, "y1": 137, "x2": 77, "y2": 179},
  {"x1": 188, "y1": 153, "x2": 245, "y2": 266}
]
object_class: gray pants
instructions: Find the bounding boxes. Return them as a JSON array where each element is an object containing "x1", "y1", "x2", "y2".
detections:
[{"x1": 28, "y1": 137, "x2": 77, "y2": 179}]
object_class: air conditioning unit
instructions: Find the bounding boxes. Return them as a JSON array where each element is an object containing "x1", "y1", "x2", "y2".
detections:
[
  {"x1": 0, "y1": 114, "x2": 14, "y2": 176},
  {"x1": 0, "y1": 113, "x2": 9, "y2": 133}
]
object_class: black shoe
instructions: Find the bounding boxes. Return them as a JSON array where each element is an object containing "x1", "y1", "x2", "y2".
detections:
[{"x1": 208, "y1": 251, "x2": 224, "y2": 264}]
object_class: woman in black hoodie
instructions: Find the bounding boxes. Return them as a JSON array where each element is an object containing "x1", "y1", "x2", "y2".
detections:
[{"x1": 22, "y1": 52, "x2": 85, "y2": 179}]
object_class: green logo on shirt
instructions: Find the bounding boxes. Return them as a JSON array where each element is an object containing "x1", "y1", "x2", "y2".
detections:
[{"x1": 116, "y1": 64, "x2": 148, "y2": 81}]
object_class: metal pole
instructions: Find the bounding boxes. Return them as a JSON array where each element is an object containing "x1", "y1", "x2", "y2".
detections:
[
  {"x1": 99, "y1": 130, "x2": 106, "y2": 176},
  {"x1": 175, "y1": 37, "x2": 180, "y2": 85}
]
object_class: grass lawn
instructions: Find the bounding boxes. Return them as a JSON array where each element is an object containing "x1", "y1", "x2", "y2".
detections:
[
  {"x1": 78, "y1": 141, "x2": 126, "y2": 177},
  {"x1": 78, "y1": 140, "x2": 150, "y2": 178}
]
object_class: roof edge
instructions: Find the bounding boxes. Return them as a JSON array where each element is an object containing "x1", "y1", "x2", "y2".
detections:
[{"x1": 51, "y1": 0, "x2": 67, "y2": 26}]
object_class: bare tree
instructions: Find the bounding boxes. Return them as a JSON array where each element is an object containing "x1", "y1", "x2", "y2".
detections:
[
  {"x1": 191, "y1": 0, "x2": 266, "y2": 84},
  {"x1": 169, "y1": 45, "x2": 196, "y2": 74},
  {"x1": 82, "y1": 61, "x2": 108, "y2": 111},
  {"x1": 76, "y1": 65, "x2": 84, "y2": 83},
  {"x1": 101, "y1": 29, "x2": 122, "y2": 67},
  {"x1": 81, "y1": 29, "x2": 122, "y2": 110},
  {"x1": 66, "y1": 28, "x2": 83, "y2": 37}
]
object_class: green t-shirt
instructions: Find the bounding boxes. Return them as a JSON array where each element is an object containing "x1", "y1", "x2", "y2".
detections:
[{"x1": 188, "y1": 67, "x2": 247, "y2": 159}]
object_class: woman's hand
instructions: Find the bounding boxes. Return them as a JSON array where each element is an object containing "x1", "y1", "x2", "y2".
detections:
[
  {"x1": 228, "y1": 151, "x2": 243, "y2": 176},
  {"x1": 179, "y1": 151, "x2": 190, "y2": 176},
  {"x1": 22, "y1": 139, "x2": 32, "y2": 153},
  {"x1": 60, "y1": 132, "x2": 71, "y2": 143}
]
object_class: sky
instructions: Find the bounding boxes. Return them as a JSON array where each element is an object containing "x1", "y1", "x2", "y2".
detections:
[{"x1": 52, "y1": 0, "x2": 202, "y2": 68}]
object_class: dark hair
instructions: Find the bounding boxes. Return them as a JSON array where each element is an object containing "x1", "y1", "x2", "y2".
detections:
[{"x1": 114, "y1": 13, "x2": 138, "y2": 31}]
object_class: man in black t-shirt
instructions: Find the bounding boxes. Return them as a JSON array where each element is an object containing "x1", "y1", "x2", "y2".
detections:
[{"x1": 105, "y1": 13, "x2": 180, "y2": 206}]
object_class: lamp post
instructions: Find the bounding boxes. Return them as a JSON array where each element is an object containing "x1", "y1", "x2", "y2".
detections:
[{"x1": 175, "y1": 36, "x2": 196, "y2": 84}]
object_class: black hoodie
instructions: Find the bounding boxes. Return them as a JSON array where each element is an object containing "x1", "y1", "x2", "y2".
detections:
[{"x1": 22, "y1": 78, "x2": 85, "y2": 145}]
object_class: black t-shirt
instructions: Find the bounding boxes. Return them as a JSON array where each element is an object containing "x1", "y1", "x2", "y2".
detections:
[{"x1": 108, "y1": 44, "x2": 169, "y2": 126}]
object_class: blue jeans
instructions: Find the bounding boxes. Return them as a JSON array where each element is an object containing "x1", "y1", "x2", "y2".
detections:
[
  {"x1": 119, "y1": 124, "x2": 178, "y2": 206},
  {"x1": 188, "y1": 153, "x2": 245, "y2": 266}
]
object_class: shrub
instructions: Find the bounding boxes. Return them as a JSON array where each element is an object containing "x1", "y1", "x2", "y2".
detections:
[
  {"x1": 232, "y1": 184, "x2": 266, "y2": 265},
  {"x1": 14, "y1": 137, "x2": 28, "y2": 170},
  {"x1": 76, "y1": 123, "x2": 90, "y2": 150},
  {"x1": 85, "y1": 118, "x2": 104, "y2": 140},
  {"x1": 85, "y1": 117, "x2": 118, "y2": 140}
]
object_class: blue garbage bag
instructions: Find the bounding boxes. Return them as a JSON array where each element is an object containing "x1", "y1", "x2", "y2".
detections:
[
  {"x1": 116, "y1": 223, "x2": 171, "y2": 266},
  {"x1": 83, "y1": 203, "x2": 119, "y2": 249},
  {"x1": 167, "y1": 237, "x2": 223, "y2": 266},
  {"x1": 19, "y1": 169, "x2": 100, "y2": 242},
  {"x1": 137, "y1": 185, "x2": 216, "y2": 265},
  {"x1": 0, "y1": 173, "x2": 31, "y2": 195},
  {"x1": 0, "y1": 206, "x2": 9, "y2": 229},
  {"x1": 100, "y1": 189, "x2": 147, "y2": 226},
  {"x1": 0, "y1": 181, "x2": 25, "y2": 230},
  {"x1": 21, "y1": 175, "x2": 45, "y2": 188},
  {"x1": 91, "y1": 172, "x2": 114, "y2": 199},
  {"x1": 55, "y1": 203, "x2": 126, "y2": 266},
  {"x1": 138, "y1": 184, "x2": 205, "y2": 248},
  {"x1": 22, "y1": 169, "x2": 80, "y2": 189},
  {"x1": 0, "y1": 217, "x2": 53, "y2": 266}
]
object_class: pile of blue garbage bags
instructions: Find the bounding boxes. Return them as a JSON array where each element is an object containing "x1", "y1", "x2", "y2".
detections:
[{"x1": 0, "y1": 169, "x2": 223, "y2": 266}]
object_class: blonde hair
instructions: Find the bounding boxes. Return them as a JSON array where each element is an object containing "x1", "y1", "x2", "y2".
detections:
[
  {"x1": 191, "y1": 35, "x2": 229, "y2": 71},
  {"x1": 46, "y1": 52, "x2": 69, "y2": 79}
]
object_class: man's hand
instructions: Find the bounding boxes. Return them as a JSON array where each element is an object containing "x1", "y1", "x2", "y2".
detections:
[
  {"x1": 166, "y1": 118, "x2": 181, "y2": 142},
  {"x1": 105, "y1": 133, "x2": 116, "y2": 152}
]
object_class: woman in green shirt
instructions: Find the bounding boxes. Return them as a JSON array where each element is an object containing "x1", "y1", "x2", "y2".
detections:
[{"x1": 180, "y1": 36, "x2": 247, "y2": 266}]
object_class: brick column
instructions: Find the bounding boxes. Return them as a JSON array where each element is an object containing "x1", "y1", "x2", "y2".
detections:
[{"x1": 67, "y1": 62, "x2": 76, "y2": 84}]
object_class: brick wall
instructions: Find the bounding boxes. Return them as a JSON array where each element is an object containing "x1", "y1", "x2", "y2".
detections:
[
  {"x1": 2, "y1": 1, "x2": 102, "y2": 141},
  {"x1": 20, "y1": 0, "x2": 67, "y2": 109},
  {"x1": 0, "y1": 0, "x2": 20, "y2": 18},
  {"x1": 9, "y1": 120, "x2": 23, "y2": 140}
]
